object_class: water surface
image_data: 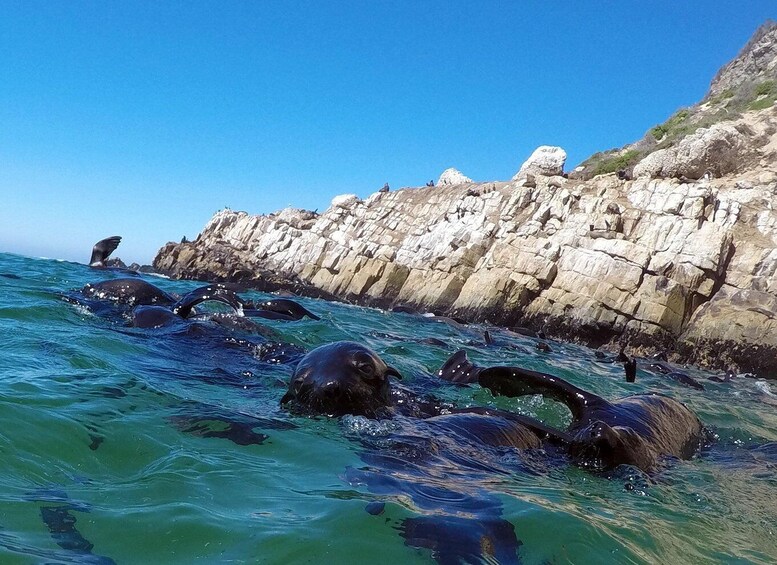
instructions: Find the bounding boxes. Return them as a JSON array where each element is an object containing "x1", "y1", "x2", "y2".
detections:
[{"x1": 0, "y1": 252, "x2": 775, "y2": 563}]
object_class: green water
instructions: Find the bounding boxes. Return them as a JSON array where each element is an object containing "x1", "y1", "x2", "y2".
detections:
[{"x1": 0, "y1": 252, "x2": 775, "y2": 564}]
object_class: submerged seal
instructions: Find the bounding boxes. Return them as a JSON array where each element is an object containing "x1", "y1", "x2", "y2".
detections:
[
  {"x1": 81, "y1": 278, "x2": 175, "y2": 306},
  {"x1": 438, "y1": 350, "x2": 704, "y2": 472},
  {"x1": 131, "y1": 285, "x2": 244, "y2": 328}
]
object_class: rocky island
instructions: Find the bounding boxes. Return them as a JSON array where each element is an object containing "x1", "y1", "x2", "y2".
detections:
[{"x1": 154, "y1": 21, "x2": 777, "y2": 377}]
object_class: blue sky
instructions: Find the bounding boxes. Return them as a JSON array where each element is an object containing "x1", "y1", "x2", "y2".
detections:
[{"x1": 1, "y1": 2, "x2": 775, "y2": 265}]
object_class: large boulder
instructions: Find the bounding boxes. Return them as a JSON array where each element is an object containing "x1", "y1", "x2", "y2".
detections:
[
  {"x1": 633, "y1": 124, "x2": 747, "y2": 179},
  {"x1": 437, "y1": 167, "x2": 473, "y2": 186},
  {"x1": 331, "y1": 193, "x2": 361, "y2": 208},
  {"x1": 513, "y1": 146, "x2": 567, "y2": 179}
]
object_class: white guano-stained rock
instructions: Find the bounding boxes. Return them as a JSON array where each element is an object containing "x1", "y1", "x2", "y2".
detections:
[
  {"x1": 153, "y1": 106, "x2": 777, "y2": 376},
  {"x1": 437, "y1": 168, "x2": 473, "y2": 186},
  {"x1": 513, "y1": 146, "x2": 567, "y2": 179},
  {"x1": 331, "y1": 193, "x2": 361, "y2": 208}
]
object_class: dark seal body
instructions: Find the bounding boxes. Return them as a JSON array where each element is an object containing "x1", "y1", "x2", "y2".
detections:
[
  {"x1": 438, "y1": 350, "x2": 703, "y2": 472},
  {"x1": 82, "y1": 278, "x2": 175, "y2": 306},
  {"x1": 281, "y1": 342, "x2": 555, "y2": 451}
]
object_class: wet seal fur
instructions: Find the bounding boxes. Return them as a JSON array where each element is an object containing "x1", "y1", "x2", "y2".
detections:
[
  {"x1": 281, "y1": 341, "x2": 401, "y2": 418},
  {"x1": 438, "y1": 350, "x2": 704, "y2": 472},
  {"x1": 282, "y1": 341, "x2": 559, "y2": 564},
  {"x1": 82, "y1": 278, "x2": 176, "y2": 306}
]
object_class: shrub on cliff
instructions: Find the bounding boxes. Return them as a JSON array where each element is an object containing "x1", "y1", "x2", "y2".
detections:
[{"x1": 592, "y1": 149, "x2": 642, "y2": 176}]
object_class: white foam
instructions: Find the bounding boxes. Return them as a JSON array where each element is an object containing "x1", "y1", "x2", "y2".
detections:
[{"x1": 341, "y1": 415, "x2": 399, "y2": 436}]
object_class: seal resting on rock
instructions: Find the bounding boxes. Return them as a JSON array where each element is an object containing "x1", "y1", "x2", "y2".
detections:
[{"x1": 437, "y1": 350, "x2": 704, "y2": 472}]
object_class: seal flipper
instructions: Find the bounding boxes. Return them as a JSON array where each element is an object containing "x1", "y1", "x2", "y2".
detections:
[
  {"x1": 476, "y1": 362, "x2": 607, "y2": 422},
  {"x1": 172, "y1": 285, "x2": 243, "y2": 318},
  {"x1": 624, "y1": 358, "x2": 637, "y2": 383},
  {"x1": 89, "y1": 236, "x2": 122, "y2": 267},
  {"x1": 437, "y1": 350, "x2": 483, "y2": 384},
  {"x1": 243, "y1": 298, "x2": 320, "y2": 321}
]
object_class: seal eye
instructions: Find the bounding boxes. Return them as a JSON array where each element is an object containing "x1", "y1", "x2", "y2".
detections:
[{"x1": 354, "y1": 360, "x2": 377, "y2": 379}]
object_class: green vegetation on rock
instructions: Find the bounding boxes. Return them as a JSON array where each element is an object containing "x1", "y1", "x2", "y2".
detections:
[
  {"x1": 650, "y1": 109, "x2": 691, "y2": 141},
  {"x1": 707, "y1": 88, "x2": 735, "y2": 106},
  {"x1": 754, "y1": 79, "x2": 775, "y2": 97},
  {"x1": 748, "y1": 79, "x2": 777, "y2": 110},
  {"x1": 591, "y1": 149, "x2": 642, "y2": 176}
]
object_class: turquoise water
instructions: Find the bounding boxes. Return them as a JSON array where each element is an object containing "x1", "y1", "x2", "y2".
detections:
[{"x1": 1, "y1": 251, "x2": 776, "y2": 564}]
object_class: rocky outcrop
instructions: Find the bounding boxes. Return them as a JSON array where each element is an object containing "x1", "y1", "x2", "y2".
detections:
[
  {"x1": 575, "y1": 22, "x2": 777, "y2": 182},
  {"x1": 633, "y1": 123, "x2": 749, "y2": 179},
  {"x1": 155, "y1": 117, "x2": 777, "y2": 375},
  {"x1": 152, "y1": 23, "x2": 777, "y2": 377},
  {"x1": 513, "y1": 146, "x2": 567, "y2": 179}
]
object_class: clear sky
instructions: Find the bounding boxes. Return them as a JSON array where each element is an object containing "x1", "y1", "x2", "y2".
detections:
[{"x1": 1, "y1": 2, "x2": 775, "y2": 265}]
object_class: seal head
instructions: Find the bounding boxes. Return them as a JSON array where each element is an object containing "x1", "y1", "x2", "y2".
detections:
[{"x1": 281, "y1": 341, "x2": 401, "y2": 417}]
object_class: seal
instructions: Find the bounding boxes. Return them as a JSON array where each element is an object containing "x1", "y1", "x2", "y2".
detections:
[
  {"x1": 281, "y1": 341, "x2": 401, "y2": 418},
  {"x1": 282, "y1": 342, "x2": 559, "y2": 564},
  {"x1": 437, "y1": 350, "x2": 704, "y2": 472},
  {"x1": 81, "y1": 278, "x2": 175, "y2": 306},
  {"x1": 280, "y1": 341, "x2": 564, "y2": 447},
  {"x1": 243, "y1": 298, "x2": 320, "y2": 321},
  {"x1": 89, "y1": 236, "x2": 122, "y2": 268}
]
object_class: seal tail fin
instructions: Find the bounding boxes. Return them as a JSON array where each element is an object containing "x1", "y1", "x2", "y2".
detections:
[
  {"x1": 437, "y1": 350, "x2": 483, "y2": 384},
  {"x1": 173, "y1": 285, "x2": 243, "y2": 319},
  {"x1": 89, "y1": 236, "x2": 122, "y2": 267}
]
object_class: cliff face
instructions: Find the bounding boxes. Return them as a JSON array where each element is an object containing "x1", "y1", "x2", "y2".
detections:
[
  {"x1": 153, "y1": 24, "x2": 777, "y2": 377},
  {"x1": 707, "y1": 20, "x2": 777, "y2": 100}
]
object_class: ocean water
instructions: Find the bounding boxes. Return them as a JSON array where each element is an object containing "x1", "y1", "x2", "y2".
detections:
[{"x1": 1, "y1": 251, "x2": 776, "y2": 564}]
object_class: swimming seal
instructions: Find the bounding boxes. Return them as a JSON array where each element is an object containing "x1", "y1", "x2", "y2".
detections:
[
  {"x1": 281, "y1": 341, "x2": 402, "y2": 418},
  {"x1": 89, "y1": 236, "x2": 122, "y2": 268},
  {"x1": 243, "y1": 298, "x2": 320, "y2": 321},
  {"x1": 437, "y1": 350, "x2": 704, "y2": 472},
  {"x1": 81, "y1": 278, "x2": 175, "y2": 306},
  {"x1": 281, "y1": 342, "x2": 564, "y2": 447}
]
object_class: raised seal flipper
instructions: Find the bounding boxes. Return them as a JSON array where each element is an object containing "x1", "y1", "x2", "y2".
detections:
[
  {"x1": 477, "y1": 364, "x2": 605, "y2": 422},
  {"x1": 437, "y1": 350, "x2": 483, "y2": 384},
  {"x1": 89, "y1": 236, "x2": 122, "y2": 267},
  {"x1": 173, "y1": 285, "x2": 243, "y2": 318}
]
